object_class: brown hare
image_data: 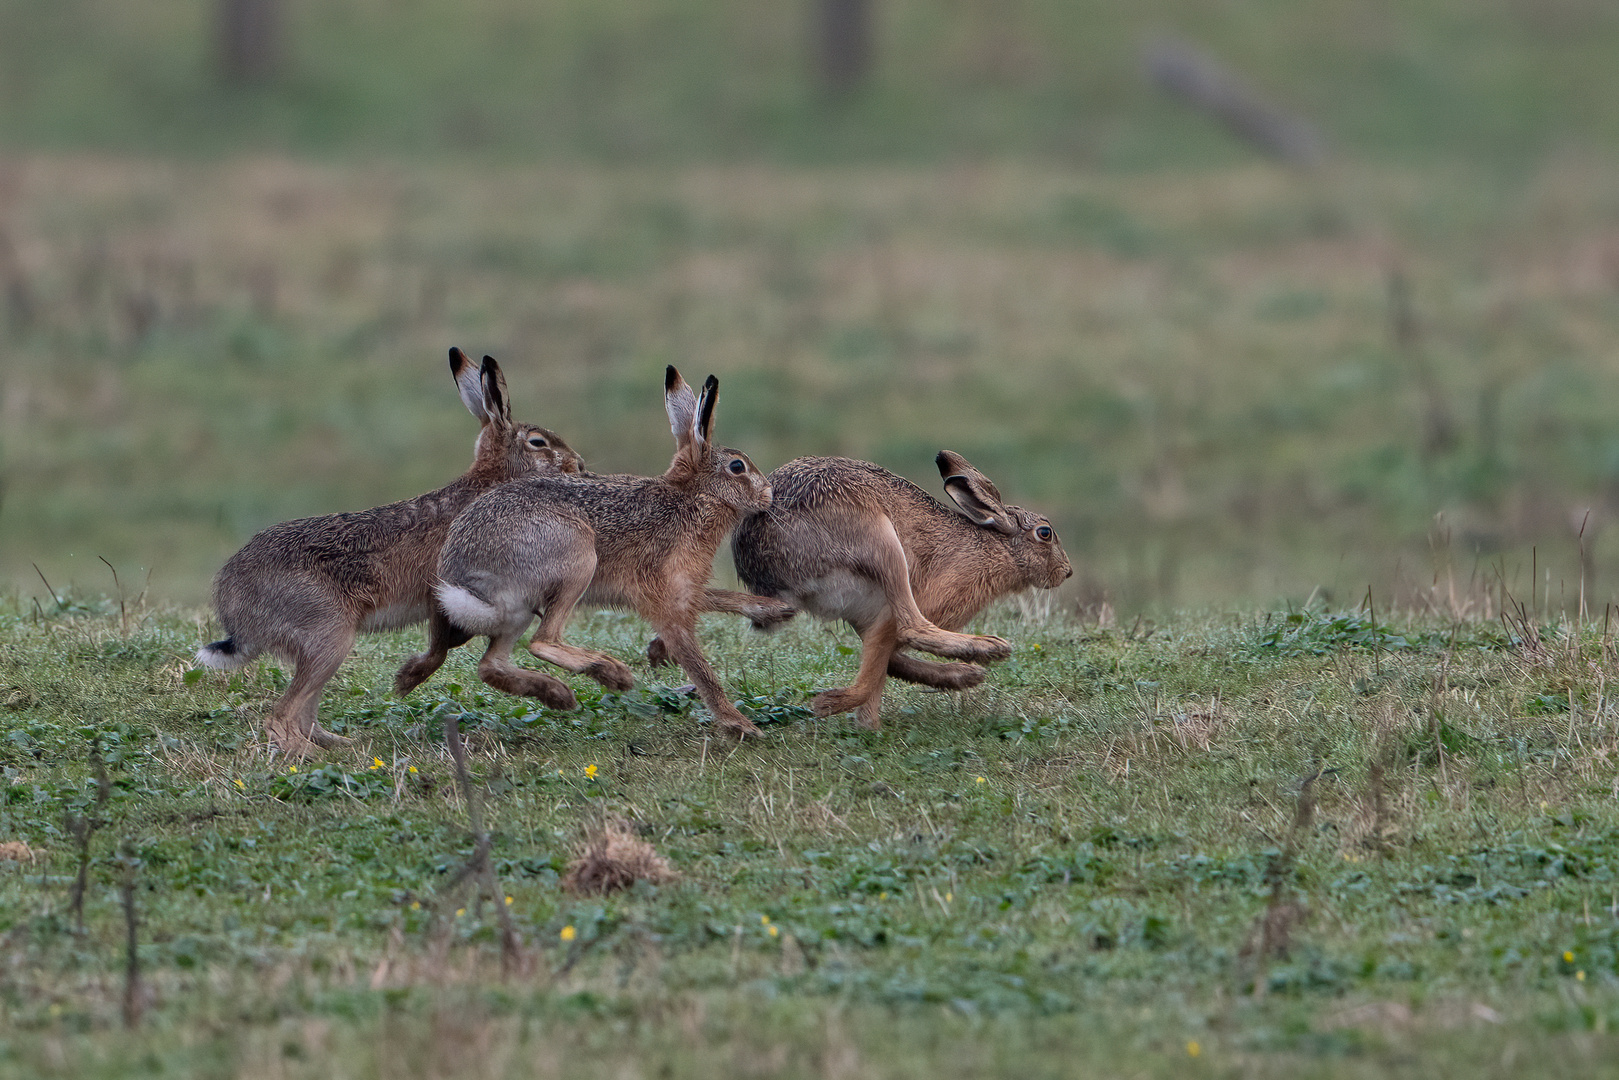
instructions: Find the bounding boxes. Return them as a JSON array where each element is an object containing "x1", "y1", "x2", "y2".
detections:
[
  {"x1": 196, "y1": 349, "x2": 584, "y2": 755},
  {"x1": 393, "y1": 367, "x2": 776, "y2": 738},
  {"x1": 703, "y1": 451, "x2": 1072, "y2": 729}
]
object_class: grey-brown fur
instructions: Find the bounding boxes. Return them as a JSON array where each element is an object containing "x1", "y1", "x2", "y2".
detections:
[
  {"x1": 395, "y1": 367, "x2": 776, "y2": 738},
  {"x1": 711, "y1": 451, "x2": 1071, "y2": 728},
  {"x1": 196, "y1": 348, "x2": 584, "y2": 754}
]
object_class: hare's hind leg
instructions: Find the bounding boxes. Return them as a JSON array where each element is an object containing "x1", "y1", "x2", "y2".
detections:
[
  {"x1": 856, "y1": 517, "x2": 1010, "y2": 664},
  {"x1": 394, "y1": 607, "x2": 473, "y2": 697},
  {"x1": 811, "y1": 615, "x2": 898, "y2": 729},
  {"x1": 652, "y1": 617, "x2": 762, "y2": 739},
  {"x1": 522, "y1": 551, "x2": 636, "y2": 692},
  {"x1": 266, "y1": 631, "x2": 357, "y2": 755},
  {"x1": 476, "y1": 625, "x2": 578, "y2": 709}
]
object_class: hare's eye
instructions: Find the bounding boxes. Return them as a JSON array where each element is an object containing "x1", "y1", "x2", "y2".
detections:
[
  {"x1": 1036, "y1": 525, "x2": 1053, "y2": 541},
  {"x1": 727, "y1": 459, "x2": 747, "y2": 475},
  {"x1": 527, "y1": 436, "x2": 548, "y2": 448}
]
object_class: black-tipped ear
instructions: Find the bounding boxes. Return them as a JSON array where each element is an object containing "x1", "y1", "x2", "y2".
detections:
[
  {"x1": 666, "y1": 365, "x2": 679, "y2": 393},
  {"x1": 937, "y1": 450, "x2": 1016, "y2": 534},
  {"x1": 479, "y1": 356, "x2": 511, "y2": 426},
  {"x1": 449, "y1": 346, "x2": 469, "y2": 375},
  {"x1": 696, "y1": 375, "x2": 719, "y2": 444}
]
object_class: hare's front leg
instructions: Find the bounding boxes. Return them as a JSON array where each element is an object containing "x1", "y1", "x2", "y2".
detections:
[
  {"x1": 886, "y1": 652, "x2": 987, "y2": 691},
  {"x1": 394, "y1": 606, "x2": 474, "y2": 696},
  {"x1": 652, "y1": 617, "x2": 762, "y2": 738},
  {"x1": 646, "y1": 589, "x2": 797, "y2": 666}
]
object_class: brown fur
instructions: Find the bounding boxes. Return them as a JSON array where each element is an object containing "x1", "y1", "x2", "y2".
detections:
[
  {"x1": 561, "y1": 818, "x2": 678, "y2": 896},
  {"x1": 400, "y1": 367, "x2": 775, "y2": 738},
  {"x1": 707, "y1": 452, "x2": 1072, "y2": 728},
  {"x1": 197, "y1": 349, "x2": 583, "y2": 755}
]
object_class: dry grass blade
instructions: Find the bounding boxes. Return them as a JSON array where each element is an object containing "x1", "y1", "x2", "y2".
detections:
[{"x1": 562, "y1": 817, "x2": 678, "y2": 897}]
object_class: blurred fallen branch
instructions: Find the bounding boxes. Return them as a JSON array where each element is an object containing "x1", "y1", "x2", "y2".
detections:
[{"x1": 1143, "y1": 36, "x2": 1326, "y2": 166}]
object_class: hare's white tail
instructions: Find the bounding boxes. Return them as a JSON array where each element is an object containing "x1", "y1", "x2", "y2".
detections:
[
  {"x1": 436, "y1": 582, "x2": 505, "y2": 635},
  {"x1": 195, "y1": 637, "x2": 250, "y2": 670}
]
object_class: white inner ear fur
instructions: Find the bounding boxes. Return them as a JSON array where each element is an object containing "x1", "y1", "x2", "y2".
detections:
[
  {"x1": 457, "y1": 372, "x2": 490, "y2": 422},
  {"x1": 943, "y1": 479, "x2": 999, "y2": 526}
]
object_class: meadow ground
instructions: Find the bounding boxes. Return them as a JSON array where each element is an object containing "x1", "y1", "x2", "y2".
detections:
[{"x1": 3, "y1": 594, "x2": 1619, "y2": 1077}]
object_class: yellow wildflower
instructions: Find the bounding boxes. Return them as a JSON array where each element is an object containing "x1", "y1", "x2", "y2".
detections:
[
  {"x1": 234, "y1": 778, "x2": 245, "y2": 789},
  {"x1": 946, "y1": 892, "x2": 953, "y2": 903},
  {"x1": 560, "y1": 925, "x2": 576, "y2": 943},
  {"x1": 410, "y1": 901, "x2": 420, "y2": 910},
  {"x1": 768, "y1": 925, "x2": 779, "y2": 938},
  {"x1": 288, "y1": 765, "x2": 298, "y2": 773},
  {"x1": 975, "y1": 776, "x2": 986, "y2": 784},
  {"x1": 585, "y1": 764, "x2": 598, "y2": 780},
  {"x1": 761, "y1": 914, "x2": 771, "y2": 925},
  {"x1": 371, "y1": 757, "x2": 385, "y2": 770},
  {"x1": 455, "y1": 908, "x2": 465, "y2": 917},
  {"x1": 1187, "y1": 1041, "x2": 1201, "y2": 1058},
  {"x1": 505, "y1": 895, "x2": 514, "y2": 906},
  {"x1": 1578, "y1": 970, "x2": 1587, "y2": 982},
  {"x1": 1565, "y1": 951, "x2": 1575, "y2": 963},
  {"x1": 408, "y1": 765, "x2": 418, "y2": 774}
]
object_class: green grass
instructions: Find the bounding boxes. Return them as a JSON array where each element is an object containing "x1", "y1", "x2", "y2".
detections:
[{"x1": 4, "y1": 596, "x2": 1619, "y2": 1076}]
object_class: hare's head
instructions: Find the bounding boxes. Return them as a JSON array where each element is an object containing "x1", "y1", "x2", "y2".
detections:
[
  {"x1": 936, "y1": 450, "x2": 1072, "y2": 590},
  {"x1": 663, "y1": 366, "x2": 772, "y2": 513},
  {"x1": 452, "y1": 348, "x2": 585, "y2": 479}
]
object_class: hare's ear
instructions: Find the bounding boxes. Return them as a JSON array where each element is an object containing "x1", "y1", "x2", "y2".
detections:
[
  {"x1": 665, "y1": 365, "x2": 700, "y2": 449},
  {"x1": 451, "y1": 347, "x2": 491, "y2": 422},
  {"x1": 694, "y1": 375, "x2": 719, "y2": 448},
  {"x1": 479, "y1": 355, "x2": 512, "y2": 427},
  {"x1": 937, "y1": 450, "x2": 1017, "y2": 534}
]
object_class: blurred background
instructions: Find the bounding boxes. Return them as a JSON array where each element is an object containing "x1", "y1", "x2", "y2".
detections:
[{"x1": 4, "y1": 0, "x2": 1619, "y2": 617}]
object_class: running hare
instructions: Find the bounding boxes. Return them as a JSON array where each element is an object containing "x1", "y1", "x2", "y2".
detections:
[
  {"x1": 196, "y1": 349, "x2": 584, "y2": 754},
  {"x1": 396, "y1": 367, "x2": 774, "y2": 738},
  {"x1": 718, "y1": 452, "x2": 1071, "y2": 728}
]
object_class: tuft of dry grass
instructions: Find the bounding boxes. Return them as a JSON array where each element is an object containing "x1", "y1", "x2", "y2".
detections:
[
  {"x1": 561, "y1": 817, "x2": 678, "y2": 897},
  {"x1": 0, "y1": 840, "x2": 38, "y2": 861}
]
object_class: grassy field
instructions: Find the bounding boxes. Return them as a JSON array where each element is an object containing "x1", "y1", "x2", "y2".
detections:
[
  {"x1": 8, "y1": 155, "x2": 1619, "y2": 612},
  {"x1": 4, "y1": 0, "x2": 1619, "y2": 167},
  {"x1": 3, "y1": 596, "x2": 1619, "y2": 1077}
]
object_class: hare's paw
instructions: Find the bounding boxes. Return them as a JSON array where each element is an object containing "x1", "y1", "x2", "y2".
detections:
[
  {"x1": 265, "y1": 715, "x2": 320, "y2": 759},
  {"x1": 747, "y1": 599, "x2": 799, "y2": 632},
  {"x1": 714, "y1": 711, "x2": 764, "y2": 740},
  {"x1": 394, "y1": 654, "x2": 439, "y2": 697},
  {"x1": 811, "y1": 686, "x2": 867, "y2": 718},
  {"x1": 585, "y1": 656, "x2": 636, "y2": 692},
  {"x1": 971, "y1": 635, "x2": 1013, "y2": 663},
  {"x1": 309, "y1": 725, "x2": 354, "y2": 749}
]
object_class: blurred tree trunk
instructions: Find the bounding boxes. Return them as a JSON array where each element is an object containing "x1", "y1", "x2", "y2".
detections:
[
  {"x1": 217, "y1": 0, "x2": 282, "y2": 84},
  {"x1": 816, "y1": 0, "x2": 871, "y2": 97}
]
